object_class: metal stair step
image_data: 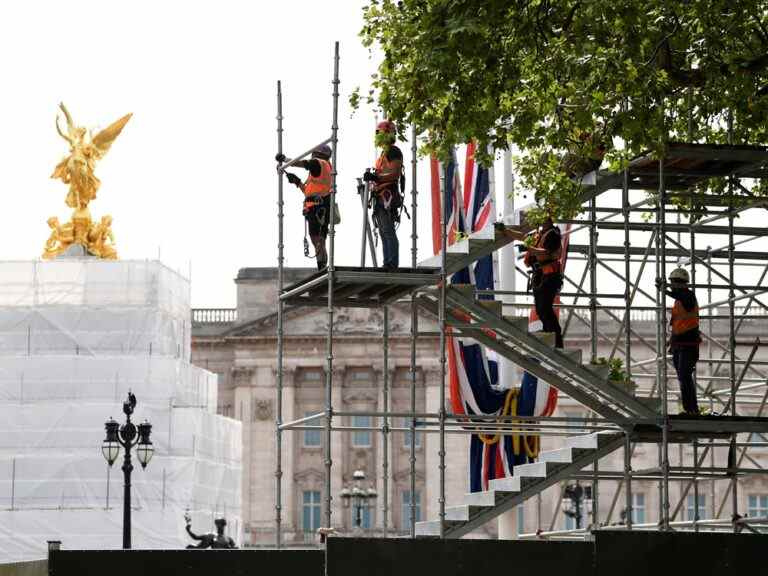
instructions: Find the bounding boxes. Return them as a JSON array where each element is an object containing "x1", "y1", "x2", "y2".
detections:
[
  {"x1": 559, "y1": 348, "x2": 583, "y2": 363},
  {"x1": 539, "y1": 447, "x2": 576, "y2": 464},
  {"x1": 609, "y1": 379, "x2": 637, "y2": 395},
  {"x1": 564, "y1": 432, "x2": 600, "y2": 450},
  {"x1": 415, "y1": 519, "x2": 463, "y2": 537},
  {"x1": 531, "y1": 331, "x2": 556, "y2": 347},
  {"x1": 637, "y1": 396, "x2": 662, "y2": 412},
  {"x1": 445, "y1": 504, "x2": 489, "y2": 522},
  {"x1": 463, "y1": 487, "x2": 517, "y2": 507},
  {"x1": 502, "y1": 316, "x2": 529, "y2": 331},
  {"x1": 585, "y1": 363, "x2": 611, "y2": 380},
  {"x1": 488, "y1": 476, "x2": 522, "y2": 493},
  {"x1": 478, "y1": 300, "x2": 503, "y2": 317}
]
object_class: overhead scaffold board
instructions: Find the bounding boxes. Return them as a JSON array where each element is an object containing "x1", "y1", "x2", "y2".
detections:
[{"x1": 579, "y1": 142, "x2": 768, "y2": 201}]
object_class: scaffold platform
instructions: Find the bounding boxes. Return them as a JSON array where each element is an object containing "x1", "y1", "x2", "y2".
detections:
[
  {"x1": 579, "y1": 142, "x2": 768, "y2": 200},
  {"x1": 280, "y1": 266, "x2": 439, "y2": 307},
  {"x1": 280, "y1": 224, "x2": 529, "y2": 308}
]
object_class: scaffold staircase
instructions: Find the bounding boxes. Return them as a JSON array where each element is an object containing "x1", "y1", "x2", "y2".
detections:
[
  {"x1": 417, "y1": 286, "x2": 658, "y2": 425},
  {"x1": 415, "y1": 431, "x2": 625, "y2": 537}
]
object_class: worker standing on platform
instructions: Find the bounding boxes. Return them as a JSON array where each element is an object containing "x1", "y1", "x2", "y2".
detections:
[
  {"x1": 522, "y1": 216, "x2": 563, "y2": 348},
  {"x1": 663, "y1": 268, "x2": 701, "y2": 415},
  {"x1": 363, "y1": 120, "x2": 404, "y2": 270},
  {"x1": 276, "y1": 145, "x2": 334, "y2": 270}
]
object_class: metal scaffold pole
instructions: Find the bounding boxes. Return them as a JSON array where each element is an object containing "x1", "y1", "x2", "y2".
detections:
[
  {"x1": 438, "y1": 162, "x2": 448, "y2": 538},
  {"x1": 409, "y1": 124, "x2": 419, "y2": 537},
  {"x1": 275, "y1": 79, "x2": 285, "y2": 549},
  {"x1": 589, "y1": 181, "x2": 599, "y2": 529},
  {"x1": 324, "y1": 41, "x2": 340, "y2": 533},
  {"x1": 658, "y1": 150, "x2": 671, "y2": 531},
  {"x1": 382, "y1": 305, "x2": 390, "y2": 536}
]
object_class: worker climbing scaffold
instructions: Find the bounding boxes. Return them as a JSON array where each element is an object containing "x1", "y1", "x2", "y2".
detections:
[{"x1": 276, "y1": 144, "x2": 335, "y2": 270}]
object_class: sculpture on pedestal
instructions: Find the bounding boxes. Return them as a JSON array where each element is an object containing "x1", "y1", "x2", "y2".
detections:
[
  {"x1": 184, "y1": 512, "x2": 237, "y2": 549},
  {"x1": 42, "y1": 103, "x2": 130, "y2": 259}
]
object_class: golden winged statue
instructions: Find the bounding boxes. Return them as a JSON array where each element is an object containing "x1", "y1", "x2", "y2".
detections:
[{"x1": 43, "y1": 103, "x2": 130, "y2": 260}]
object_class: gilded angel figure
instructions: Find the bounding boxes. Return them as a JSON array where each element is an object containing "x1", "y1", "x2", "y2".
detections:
[{"x1": 51, "y1": 103, "x2": 132, "y2": 209}]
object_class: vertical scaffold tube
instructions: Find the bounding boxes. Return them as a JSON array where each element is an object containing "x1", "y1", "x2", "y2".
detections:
[
  {"x1": 658, "y1": 151, "x2": 671, "y2": 530},
  {"x1": 409, "y1": 125, "x2": 418, "y2": 537},
  {"x1": 275, "y1": 79, "x2": 285, "y2": 549},
  {"x1": 728, "y1": 182, "x2": 738, "y2": 519},
  {"x1": 624, "y1": 432, "x2": 633, "y2": 530},
  {"x1": 382, "y1": 306, "x2": 390, "y2": 537},
  {"x1": 690, "y1": 215, "x2": 700, "y2": 530},
  {"x1": 438, "y1": 163, "x2": 448, "y2": 537},
  {"x1": 323, "y1": 41, "x2": 340, "y2": 533},
  {"x1": 589, "y1": 177, "x2": 598, "y2": 529},
  {"x1": 623, "y1": 163, "x2": 631, "y2": 385},
  {"x1": 589, "y1": 194, "x2": 598, "y2": 364}
]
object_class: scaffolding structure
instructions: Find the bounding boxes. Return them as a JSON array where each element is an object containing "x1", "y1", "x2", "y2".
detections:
[{"x1": 273, "y1": 44, "x2": 768, "y2": 545}]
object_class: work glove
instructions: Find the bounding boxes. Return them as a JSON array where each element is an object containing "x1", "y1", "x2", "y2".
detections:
[
  {"x1": 286, "y1": 173, "x2": 301, "y2": 186},
  {"x1": 275, "y1": 153, "x2": 287, "y2": 163},
  {"x1": 362, "y1": 170, "x2": 377, "y2": 183},
  {"x1": 655, "y1": 277, "x2": 663, "y2": 290}
]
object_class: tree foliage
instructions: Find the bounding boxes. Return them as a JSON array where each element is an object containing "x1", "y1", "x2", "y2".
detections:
[{"x1": 359, "y1": 0, "x2": 768, "y2": 219}]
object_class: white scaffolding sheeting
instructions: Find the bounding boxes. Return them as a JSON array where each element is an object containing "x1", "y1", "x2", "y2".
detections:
[
  {"x1": 0, "y1": 260, "x2": 191, "y2": 357},
  {"x1": 0, "y1": 357, "x2": 217, "y2": 410},
  {"x1": 0, "y1": 259, "x2": 241, "y2": 562}
]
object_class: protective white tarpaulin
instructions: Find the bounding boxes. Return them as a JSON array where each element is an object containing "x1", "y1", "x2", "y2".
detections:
[
  {"x1": 0, "y1": 260, "x2": 191, "y2": 358},
  {"x1": 0, "y1": 260, "x2": 242, "y2": 563}
]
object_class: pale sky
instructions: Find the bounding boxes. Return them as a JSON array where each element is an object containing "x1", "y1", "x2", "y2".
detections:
[
  {"x1": 0, "y1": 0, "x2": 440, "y2": 307},
  {"x1": 1, "y1": 1, "x2": 764, "y2": 309}
]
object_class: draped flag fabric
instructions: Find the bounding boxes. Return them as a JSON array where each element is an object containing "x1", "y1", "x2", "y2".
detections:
[{"x1": 432, "y1": 145, "x2": 571, "y2": 493}]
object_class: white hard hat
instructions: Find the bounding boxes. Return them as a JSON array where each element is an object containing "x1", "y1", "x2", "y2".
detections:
[{"x1": 669, "y1": 268, "x2": 690, "y2": 283}]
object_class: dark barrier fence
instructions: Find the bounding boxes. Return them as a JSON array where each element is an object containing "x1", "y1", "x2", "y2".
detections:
[
  {"x1": 594, "y1": 532, "x2": 764, "y2": 576},
  {"x1": 326, "y1": 537, "x2": 595, "y2": 576},
  {"x1": 49, "y1": 549, "x2": 324, "y2": 576},
  {"x1": 46, "y1": 532, "x2": 765, "y2": 576}
]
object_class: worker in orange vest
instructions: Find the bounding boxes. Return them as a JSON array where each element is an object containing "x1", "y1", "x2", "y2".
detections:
[
  {"x1": 363, "y1": 120, "x2": 404, "y2": 269},
  {"x1": 522, "y1": 216, "x2": 563, "y2": 348},
  {"x1": 663, "y1": 267, "x2": 701, "y2": 415},
  {"x1": 276, "y1": 144, "x2": 334, "y2": 270}
]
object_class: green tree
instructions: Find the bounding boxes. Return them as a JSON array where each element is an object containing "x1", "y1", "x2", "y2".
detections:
[{"x1": 359, "y1": 0, "x2": 768, "y2": 219}]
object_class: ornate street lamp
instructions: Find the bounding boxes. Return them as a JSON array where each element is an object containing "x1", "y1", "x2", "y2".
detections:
[
  {"x1": 341, "y1": 470, "x2": 377, "y2": 531},
  {"x1": 102, "y1": 392, "x2": 153, "y2": 549},
  {"x1": 562, "y1": 483, "x2": 592, "y2": 530}
]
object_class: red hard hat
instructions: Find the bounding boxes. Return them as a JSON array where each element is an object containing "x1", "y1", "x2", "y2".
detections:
[{"x1": 376, "y1": 120, "x2": 396, "y2": 133}]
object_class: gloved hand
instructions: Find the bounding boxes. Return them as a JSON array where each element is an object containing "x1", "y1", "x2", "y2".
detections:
[
  {"x1": 655, "y1": 277, "x2": 663, "y2": 290},
  {"x1": 363, "y1": 170, "x2": 377, "y2": 183},
  {"x1": 286, "y1": 173, "x2": 301, "y2": 186},
  {"x1": 275, "y1": 153, "x2": 287, "y2": 163}
]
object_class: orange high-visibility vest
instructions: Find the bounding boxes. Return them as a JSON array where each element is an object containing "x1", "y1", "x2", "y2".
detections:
[
  {"x1": 671, "y1": 300, "x2": 699, "y2": 335},
  {"x1": 304, "y1": 159, "x2": 332, "y2": 198},
  {"x1": 374, "y1": 151, "x2": 401, "y2": 193},
  {"x1": 524, "y1": 228, "x2": 562, "y2": 274}
]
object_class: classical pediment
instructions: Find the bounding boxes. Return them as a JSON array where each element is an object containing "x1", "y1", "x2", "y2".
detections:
[{"x1": 224, "y1": 303, "x2": 436, "y2": 338}]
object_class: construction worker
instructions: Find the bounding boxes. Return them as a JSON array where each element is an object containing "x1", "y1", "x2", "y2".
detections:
[
  {"x1": 663, "y1": 268, "x2": 701, "y2": 415},
  {"x1": 363, "y1": 120, "x2": 404, "y2": 270},
  {"x1": 522, "y1": 216, "x2": 563, "y2": 348},
  {"x1": 276, "y1": 144, "x2": 333, "y2": 270}
]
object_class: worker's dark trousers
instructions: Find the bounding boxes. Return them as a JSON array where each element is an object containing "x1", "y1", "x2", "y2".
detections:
[
  {"x1": 533, "y1": 272, "x2": 563, "y2": 348},
  {"x1": 374, "y1": 204, "x2": 399, "y2": 268},
  {"x1": 672, "y1": 346, "x2": 699, "y2": 413}
]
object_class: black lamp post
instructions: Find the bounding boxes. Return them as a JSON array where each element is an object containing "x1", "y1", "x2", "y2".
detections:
[
  {"x1": 341, "y1": 470, "x2": 377, "y2": 531},
  {"x1": 102, "y1": 392, "x2": 154, "y2": 549},
  {"x1": 563, "y1": 483, "x2": 590, "y2": 530}
]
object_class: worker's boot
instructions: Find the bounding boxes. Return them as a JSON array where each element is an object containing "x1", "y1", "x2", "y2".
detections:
[{"x1": 312, "y1": 236, "x2": 327, "y2": 270}]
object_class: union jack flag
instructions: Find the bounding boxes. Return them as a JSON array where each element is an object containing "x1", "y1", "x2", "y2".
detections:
[{"x1": 431, "y1": 145, "x2": 568, "y2": 492}]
